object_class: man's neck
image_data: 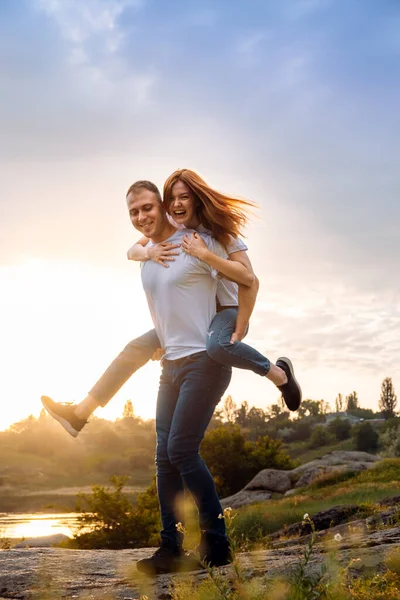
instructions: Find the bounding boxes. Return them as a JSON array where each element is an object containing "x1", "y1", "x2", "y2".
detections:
[{"x1": 151, "y1": 221, "x2": 177, "y2": 244}]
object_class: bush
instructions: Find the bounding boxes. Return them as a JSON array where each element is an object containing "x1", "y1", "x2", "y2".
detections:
[
  {"x1": 70, "y1": 475, "x2": 160, "y2": 549},
  {"x1": 353, "y1": 422, "x2": 379, "y2": 452},
  {"x1": 200, "y1": 425, "x2": 294, "y2": 497},
  {"x1": 327, "y1": 417, "x2": 352, "y2": 441},
  {"x1": 308, "y1": 425, "x2": 335, "y2": 449}
]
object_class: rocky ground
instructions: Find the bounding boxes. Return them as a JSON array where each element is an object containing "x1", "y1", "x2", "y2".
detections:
[
  {"x1": 1, "y1": 452, "x2": 398, "y2": 599},
  {"x1": 2, "y1": 496, "x2": 400, "y2": 600}
]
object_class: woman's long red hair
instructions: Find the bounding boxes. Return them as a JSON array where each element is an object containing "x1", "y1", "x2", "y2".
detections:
[{"x1": 163, "y1": 169, "x2": 257, "y2": 248}]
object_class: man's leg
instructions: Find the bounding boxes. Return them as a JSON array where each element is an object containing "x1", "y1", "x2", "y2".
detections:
[
  {"x1": 136, "y1": 362, "x2": 200, "y2": 575},
  {"x1": 166, "y1": 352, "x2": 232, "y2": 564},
  {"x1": 41, "y1": 329, "x2": 161, "y2": 437},
  {"x1": 206, "y1": 308, "x2": 301, "y2": 411}
]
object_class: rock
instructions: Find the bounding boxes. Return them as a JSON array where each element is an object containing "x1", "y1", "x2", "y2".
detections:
[
  {"x1": 220, "y1": 451, "x2": 381, "y2": 507},
  {"x1": 221, "y1": 490, "x2": 272, "y2": 509},
  {"x1": 14, "y1": 534, "x2": 70, "y2": 548},
  {"x1": 273, "y1": 505, "x2": 362, "y2": 539},
  {"x1": 291, "y1": 451, "x2": 379, "y2": 489},
  {"x1": 2, "y1": 500, "x2": 400, "y2": 599},
  {"x1": 244, "y1": 469, "x2": 292, "y2": 493}
]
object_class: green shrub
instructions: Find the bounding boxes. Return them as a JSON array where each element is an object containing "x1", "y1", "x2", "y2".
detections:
[
  {"x1": 70, "y1": 475, "x2": 160, "y2": 549},
  {"x1": 308, "y1": 425, "x2": 335, "y2": 449},
  {"x1": 327, "y1": 417, "x2": 352, "y2": 441},
  {"x1": 200, "y1": 425, "x2": 294, "y2": 497},
  {"x1": 353, "y1": 422, "x2": 379, "y2": 452}
]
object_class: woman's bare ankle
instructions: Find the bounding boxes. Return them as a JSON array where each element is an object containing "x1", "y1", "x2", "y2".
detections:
[
  {"x1": 74, "y1": 394, "x2": 99, "y2": 420},
  {"x1": 266, "y1": 365, "x2": 288, "y2": 387}
]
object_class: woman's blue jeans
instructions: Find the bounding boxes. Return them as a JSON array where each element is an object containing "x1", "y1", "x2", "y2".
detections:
[
  {"x1": 156, "y1": 351, "x2": 232, "y2": 547},
  {"x1": 89, "y1": 308, "x2": 270, "y2": 406}
]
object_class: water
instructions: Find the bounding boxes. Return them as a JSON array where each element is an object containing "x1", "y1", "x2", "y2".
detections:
[{"x1": 0, "y1": 513, "x2": 81, "y2": 540}]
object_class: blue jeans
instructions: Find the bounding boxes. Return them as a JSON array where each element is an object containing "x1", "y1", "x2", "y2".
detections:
[
  {"x1": 89, "y1": 308, "x2": 270, "y2": 406},
  {"x1": 155, "y1": 351, "x2": 232, "y2": 547},
  {"x1": 206, "y1": 308, "x2": 270, "y2": 376}
]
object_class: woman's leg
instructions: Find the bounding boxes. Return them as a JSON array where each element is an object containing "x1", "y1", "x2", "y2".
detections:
[
  {"x1": 206, "y1": 309, "x2": 301, "y2": 410},
  {"x1": 89, "y1": 329, "x2": 161, "y2": 408},
  {"x1": 41, "y1": 329, "x2": 161, "y2": 435},
  {"x1": 207, "y1": 308, "x2": 271, "y2": 375}
]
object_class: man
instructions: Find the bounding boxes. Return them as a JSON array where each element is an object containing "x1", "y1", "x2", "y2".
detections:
[{"x1": 125, "y1": 180, "x2": 233, "y2": 574}]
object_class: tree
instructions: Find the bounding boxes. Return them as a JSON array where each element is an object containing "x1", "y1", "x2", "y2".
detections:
[
  {"x1": 297, "y1": 399, "x2": 323, "y2": 419},
  {"x1": 327, "y1": 417, "x2": 352, "y2": 441},
  {"x1": 353, "y1": 422, "x2": 378, "y2": 452},
  {"x1": 379, "y1": 377, "x2": 398, "y2": 419},
  {"x1": 200, "y1": 424, "x2": 294, "y2": 497},
  {"x1": 122, "y1": 400, "x2": 135, "y2": 419},
  {"x1": 234, "y1": 401, "x2": 249, "y2": 427},
  {"x1": 308, "y1": 426, "x2": 335, "y2": 449},
  {"x1": 221, "y1": 395, "x2": 237, "y2": 423},
  {"x1": 335, "y1": 393, "x2": 344, "y2": 412},
  {"x1": 346, "y1": 391, "x2": 359, "y2": 413}
]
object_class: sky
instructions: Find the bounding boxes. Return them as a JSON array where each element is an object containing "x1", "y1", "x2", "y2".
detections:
[{"x1": 1, "y1": 0, "x2": 399, "y2": 430}]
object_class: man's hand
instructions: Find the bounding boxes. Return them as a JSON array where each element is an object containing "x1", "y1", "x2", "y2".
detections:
[
  {"x1": 151, "y1": 348, "x2": 164, "y2": 361},
  {"x1": 181, "y1": 232, "x2": 208, "y2": 259}
]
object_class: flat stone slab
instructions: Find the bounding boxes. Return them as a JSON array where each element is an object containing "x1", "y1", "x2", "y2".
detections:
[{"x1": 2, "y1": 519, "x2": 400, "y2": 599}]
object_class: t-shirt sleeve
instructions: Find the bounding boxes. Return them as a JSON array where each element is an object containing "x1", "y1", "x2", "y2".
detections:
[
  {"x1": 198, "y1": 234, "x2": 228, "y2": 279},
  {"x1": 226, "y1": 235, "x2": 248, "y2": 254}
]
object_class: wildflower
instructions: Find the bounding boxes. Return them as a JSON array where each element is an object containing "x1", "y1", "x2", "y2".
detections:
[
  {"x1": 303, "y1": 513, "x2": 309, "y2": 520},
  {"x1": 175, "y1": 522, "x2": 185, "y2": 534},
  {"x1": 218, "y1": 513, "x2": 224, "y2": 519},
  {"x1": 334, "y1": 533, "x2": 343, "y2": 542}
]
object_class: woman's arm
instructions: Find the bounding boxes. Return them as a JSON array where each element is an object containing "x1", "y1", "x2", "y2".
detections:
[
  {"x1": 181, "y1": 233, "x2": 255, "y2": 286},
  {"x1": 127, "y1": 237, "x2": 180, "y2": 267}
]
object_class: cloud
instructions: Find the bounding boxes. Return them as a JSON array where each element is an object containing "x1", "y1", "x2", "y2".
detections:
[{"x1": 36, "y1": 0, "x2": 143, "y2": 49}]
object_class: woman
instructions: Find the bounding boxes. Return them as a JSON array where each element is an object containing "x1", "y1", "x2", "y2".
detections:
[{"x1": 41, "y1": 169, "x2": 301, "y2": 438}]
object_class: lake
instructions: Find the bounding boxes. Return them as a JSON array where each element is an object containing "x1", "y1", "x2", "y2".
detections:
[{"x1": 0, "y1": 513, "x2": 81, "y2": 540}]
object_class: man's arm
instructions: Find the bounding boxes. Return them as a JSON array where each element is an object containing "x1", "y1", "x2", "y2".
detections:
[{"x1": 181, "y1": 233, "x2": 255, "y2": 286}]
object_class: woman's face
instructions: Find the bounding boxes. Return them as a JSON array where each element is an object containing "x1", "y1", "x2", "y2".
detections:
[{"x1": 168, "y1": 180, "x2": 200, "y2": 228}]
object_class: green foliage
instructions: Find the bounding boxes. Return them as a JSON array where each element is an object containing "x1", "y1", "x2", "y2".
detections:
[
  {"x1": 308, "y1": 425, "x2": 335, "y2": 449},
  {"x1": 353, "y1": 422, "x2": 379, "y2": 452},
  {"x1": 346, "y1": 391, "x2": 359, "y2": 413},
  {"x1": 327, "y1": 417, "x2": 352, "y2": 441},
  {"x1": 200, "y1": 425, "x2": 294, "y2": 497},
  {"x1": 379, "y1": 377, "x2": 398, "y2": 420},
  {"x1": 70, "y1": 476, "x2": 160, "y2": 549}
]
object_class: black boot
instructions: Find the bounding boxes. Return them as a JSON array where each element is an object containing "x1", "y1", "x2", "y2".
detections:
[
  {"x1": 197, "y1": 532, "x2": 232, "y2": 567},
  {"x1": 137, "y1": 539, "x2": 201, "y2": 575}
]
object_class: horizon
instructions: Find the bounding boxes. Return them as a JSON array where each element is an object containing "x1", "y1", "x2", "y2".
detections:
[{"x1": 1, "y1": 0, "x2": 399, "y2": 431}]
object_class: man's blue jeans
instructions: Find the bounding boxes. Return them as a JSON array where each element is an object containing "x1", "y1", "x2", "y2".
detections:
[
  {"x1": 89, "y1": 308, "x2": 270, "y2": 406},
  {"x1": 155, "y1": 351, "x2": 232, "y2": 547}
]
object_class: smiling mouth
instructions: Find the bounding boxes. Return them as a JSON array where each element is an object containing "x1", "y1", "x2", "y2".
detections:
[{"x1": 173, "y1": 210, "x2": 186, "y2": 217}]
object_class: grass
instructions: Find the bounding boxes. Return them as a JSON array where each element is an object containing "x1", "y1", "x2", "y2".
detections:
[
  {"x1": 232, "y1": 459, "x2": 400, "y2": 543},
  {"x1": 287, "y1": 438, "x2": 355, "y2": 464}
]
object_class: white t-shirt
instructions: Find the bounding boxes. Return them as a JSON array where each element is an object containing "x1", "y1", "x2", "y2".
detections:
[
  {"x1": 141, "y1": 228, "x2": 228, "y2": 360},
  {"x1": 196, "y1": 225, "x2": 248, "y2": 307}
]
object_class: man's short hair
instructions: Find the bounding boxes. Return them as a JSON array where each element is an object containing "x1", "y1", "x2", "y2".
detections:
[{"x1": 126, "y1": 180, "x2": 162, "y2": 203}]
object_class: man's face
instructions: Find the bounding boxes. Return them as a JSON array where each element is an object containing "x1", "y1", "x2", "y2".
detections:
[
  {"x1": 168, "y1": 180, "x2": 199, "y2": 227},
  {"x1": 127, "y1": 189, "x2": 165, "y2": 239}
]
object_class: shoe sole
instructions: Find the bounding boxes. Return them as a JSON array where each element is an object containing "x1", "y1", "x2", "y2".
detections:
[
  {"x1": 41, "y1": 396, "x2": 79, "y2": 438},
  {"x1": 277, "y1": 357, "x2": 302, "y2": 411}
]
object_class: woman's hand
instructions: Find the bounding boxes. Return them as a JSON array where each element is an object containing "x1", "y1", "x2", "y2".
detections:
[
  {"x1": 127, "y1": 242, "x2": 180, "y2": 267},
  {"x1": 181, "y1": 232, "x2": 208, "y2": 259},
  {"x1": 147, "y1": 243, "x2": 181, "y2": 267}
]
